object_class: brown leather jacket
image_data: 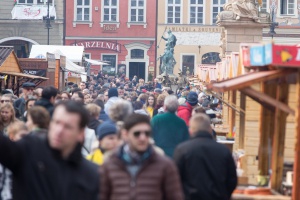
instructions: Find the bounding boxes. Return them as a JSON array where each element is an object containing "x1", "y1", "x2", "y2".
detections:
[{"x1": 100, "y1": 146, "x2": 184, "y2": 200}]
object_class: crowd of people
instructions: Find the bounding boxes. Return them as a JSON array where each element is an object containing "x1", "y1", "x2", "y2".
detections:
[{"x1": 0, "y1": 71, "x2": 236, "y2": 200}]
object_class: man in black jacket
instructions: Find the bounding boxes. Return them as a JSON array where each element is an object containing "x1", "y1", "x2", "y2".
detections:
[
  {"x1": 0, "y1": 101, "x2": 99, "y2": 200},
  {"x1": 35, "y1": 86, "x2": 58, "y2": 117},
  {"x1": 174, "y1": 113, "x2": 237, "y2": 200}
]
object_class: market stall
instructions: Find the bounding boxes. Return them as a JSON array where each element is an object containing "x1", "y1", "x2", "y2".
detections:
[
  {"x1": 0, "y1": 46, "x2": 48, "y2": 95},
  {"x1": 207, "y1": 43, "x2": 300, "y2": 199}
]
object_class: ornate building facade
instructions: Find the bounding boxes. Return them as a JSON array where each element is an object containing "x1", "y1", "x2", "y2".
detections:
[
  {"x1": 156, "y1": 0, "x2": 225, "y2": 77},
  {"x1": 65, "y1": 0, "x2": 157, "y2": 81},
  {"x1": 0, "y1": 0, "x2": 64, "y2": 57}
]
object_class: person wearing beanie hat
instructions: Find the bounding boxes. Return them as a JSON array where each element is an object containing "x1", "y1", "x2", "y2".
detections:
[
  {"x1": 177, "y1": 91, "x2": 199, "y2": 126},
  {"x1": 108, "y1": 87, "x2": 118, "y2": 98},
  {"x1": 86, "y1": 121, "x2": 119, "y2": 165},
  {"x1": 104, "y1": 87, "x2": 120, "y2": 115}
]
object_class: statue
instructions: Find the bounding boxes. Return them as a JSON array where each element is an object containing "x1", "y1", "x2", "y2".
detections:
[
  {"x1": 157, "y1": 30, "x2": 177, "y2": 75},
  {"x1": 216, "y1": 0, "x2": 270, "y2": 23},
  {"x1": 232, "y1": 0, "x2": 258, "y2": 20}
]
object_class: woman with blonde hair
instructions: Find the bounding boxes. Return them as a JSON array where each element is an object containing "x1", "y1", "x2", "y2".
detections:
[
  {"x1": 146, "y1": 94, "x2": 157, "y2": 118},
  {"x1": 0, "y1": 103, "x2": 18, "y2": 135}
]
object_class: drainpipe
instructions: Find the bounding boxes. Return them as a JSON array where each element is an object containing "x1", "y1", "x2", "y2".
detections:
[
  {"x1": 154, "y1": 0, "x2": 158, "y2": 78},
  {"x1": 63, "y1": 0, "x2": 66, "y2": 45}
]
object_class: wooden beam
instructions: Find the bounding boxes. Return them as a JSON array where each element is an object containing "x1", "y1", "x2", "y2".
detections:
[
  {"x1": 240, "y1": 87, "x2": 295, "y2": 116},
  {"x1": 258, "y1": 83, "x2": 276, "y2": 176},
  {"x1": 271, "y1": 83, "x2": 289, "y2": 191},
  {"x1": 239, "y1": 92, "x2": 246, "y2": 149},
  {"x1": 293, "y1": 69, "x2": 300, "y2": 200},
  {"x1": 208, "y1": 69, "x2": 296, "y2": 92},
  {"x1": 211, "y1": 92, "x2": 245, "y2": 114},
  {"x1": 228, "y1": 91, "x2": 236, "y2": 138}
]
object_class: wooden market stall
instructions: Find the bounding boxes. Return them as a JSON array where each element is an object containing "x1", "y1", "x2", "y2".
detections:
[
  {"x1": 0, "y1": 46, "x2": 48, "y2": 95},
  {"x1": 205, "y1": 43, "x2": 300, "y2": 199}
]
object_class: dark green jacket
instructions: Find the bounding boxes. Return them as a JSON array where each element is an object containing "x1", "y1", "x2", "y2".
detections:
[{"x1": 151, "y1": 112, "x2": 189, "y2": 158}]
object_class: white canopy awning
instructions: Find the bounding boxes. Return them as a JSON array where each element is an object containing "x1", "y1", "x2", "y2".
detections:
[
  {"x1": 29, "y1": 45, "x2": 84, "y2": 63},
  {"x1": 85, "y1": 58, "x2": 109, "y2": 65},
  {"x1": 51, "y1": 49, "x2": 86, "y2": 75}
]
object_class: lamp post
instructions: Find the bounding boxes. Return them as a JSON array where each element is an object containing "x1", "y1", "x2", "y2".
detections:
[
  {"x1": 268, "y1": 5, "x2": 278, "y2": 39},
  {"x1": 43, "y1": 0, "x2": 55, "y2": 45}
]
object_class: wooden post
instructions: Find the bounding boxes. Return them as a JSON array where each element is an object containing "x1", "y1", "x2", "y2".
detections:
[
  {"x1": 228, "y1": 91, "x2": 236, "y2": 136},
  {"x1": 258, "y1": 83, "x2": 276, "y2": 176},
  {"x1": 239, "y1": 92, "x2": 246, "y2": 149},
  {"x1": 293, "y1": 69, "x2": 300, "y2": 200},
  {"x1": 271, "y1": 83, "x2": 289, "y2": 191}
]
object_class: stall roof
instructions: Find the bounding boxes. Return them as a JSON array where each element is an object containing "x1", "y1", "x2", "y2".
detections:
[
  {"x1": 51, "y1": 49, "x2": 86, "y2": 75},
  {"x1": 29, "y1": 45, "x2": 84, "y2": 63},
  {"x1": 85, "y1": 58, "x2": 109, "y2": 65},
  {"x1": 207, "y1": 69, "x2": 296, "y2": 92},
  {"x1": 0, "y1": 46, "x2": 14, "y2": 66},
  {"x1": 0, "y1": 71, "x2": 48, "y2": 80}
]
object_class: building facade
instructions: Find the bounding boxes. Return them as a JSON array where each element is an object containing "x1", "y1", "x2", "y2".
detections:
[
  {"x1": 0, "y1": 0, "x2": 64, "y2": 57},
  {"x1": 261, "y1": 0, "x2": 300, "y2": 44},
  {"x1": 65, "y1": 0, "x2": 157, "y2": 81},
  {"x1": 157, "y1": 0, "x2": 225, "y2": 77}
]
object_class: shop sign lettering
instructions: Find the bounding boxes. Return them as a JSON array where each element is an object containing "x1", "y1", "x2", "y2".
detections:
[
  {"x1": 169, "y1": 26, "x2": 223, "y2": 33},
  {"x1": 73, "y1": 41, "x2": 121, "y2": 53}
]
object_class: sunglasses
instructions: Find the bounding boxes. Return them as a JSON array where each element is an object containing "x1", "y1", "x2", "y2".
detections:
[{"x1": 133, "y1": 130, "x2": 151, "y2": 138}]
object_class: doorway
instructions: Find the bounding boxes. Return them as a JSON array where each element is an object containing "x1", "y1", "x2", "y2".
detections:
[{"x1": 129, "y1": 62, "x2": 145, "y2": 80}]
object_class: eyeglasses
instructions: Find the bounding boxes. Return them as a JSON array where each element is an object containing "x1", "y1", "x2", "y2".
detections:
[
  {"x1": 1, "y1": 100, "x2": 11, "y2": 103},
  {"x1": 133, "y1": 130, "x2": 151, "y2": 138}
]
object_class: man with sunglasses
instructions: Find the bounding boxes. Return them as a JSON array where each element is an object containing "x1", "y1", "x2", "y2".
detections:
[
  {"x1": 100, "y1": 113, "x2": 183, "y2": 200},
  {"x1": 13, "y1": 82, "x2": 35, "y2": 119}
]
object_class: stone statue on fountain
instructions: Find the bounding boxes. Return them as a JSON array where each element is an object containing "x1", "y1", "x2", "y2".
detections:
[
  {"x1": 157, "y1": 30, "x2": 177, "y2": 76},
  {"x1": 217, "y1": 0, "x2": 270, "y2": 23}
]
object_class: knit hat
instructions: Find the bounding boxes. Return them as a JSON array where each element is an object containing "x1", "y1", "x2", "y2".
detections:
[
  {"x1": 108, "y1": 87, "x2": 118, "y2": 98},
  {"x1": 96, "y1": 121, "x2": 117, "y2": 140},
  {"x1": 187, "y1": 91, "x2": 198, "y2": 106}
]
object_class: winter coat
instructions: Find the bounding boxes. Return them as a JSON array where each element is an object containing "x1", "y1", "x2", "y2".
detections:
[
  {"x1": 173, "y1": 131, "x2": 237, "y2": 200},
  {"x1": 100, "y1": 145, "x2": 184, "y2": 200},
  {"x1": 88, "y1": 118, "x2": 101, "y2": 133},
  {"x1": 104, "y1": 97, "x2": 119, "y2": 115},
  {"x1": 34, "y1": 98, "x2": 54, "y2": 117},
  {"x1": 177, "y1": 102, "x2": 193, "y2": 126},
  {"x1": 0, "y1": 134, "x2": 99, "y2": 200},
  {"x1": 13, "y1": 98, "x2": 26, "y2": 119},
  {"x1": 151, "y1": 112, "x2": 189, "y2": 157}
]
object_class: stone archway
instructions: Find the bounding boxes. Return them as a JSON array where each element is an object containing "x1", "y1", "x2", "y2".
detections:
[
  {"x1": 0, "y1": 37, "x2": 39, "y2": 45},
  {"x1": 0, "y1": 37, "x2": 39, "y2": 58}
]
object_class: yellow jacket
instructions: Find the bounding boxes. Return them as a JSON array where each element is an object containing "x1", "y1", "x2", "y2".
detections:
[{"x1": 86, "y1": 149, "x2": 104, "y2": 165}]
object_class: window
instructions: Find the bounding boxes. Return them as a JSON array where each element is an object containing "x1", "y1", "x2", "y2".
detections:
[
  {"x1": 76, "y1": 0, "x2": 91, "y2": 21},
  {"x1": 130, "y1": 0, "x2": 145, "y2": 22},
  {"x1": 280, "y1": 0, "x2": 295, "y2": 15},
  {"x1": 167, "y1": 0, "x2": 181, "y2": 24},
  {"x1": 84, "y1": 53, "x2": 91, "y2": 59},
  {"x1": 103, "y1": 0, "x2": 118, "y2": 22},
  {"x1": 182, "y1": 55, "x2": 195, "y2": 76},
  {"x1": 102, "y1": 55, "x2": 117, "y2": 75},
  {"x1": 18, "y1": 0, "x2": 33, "y2": 4},
  {"x1": 212, "y1": 0, "x2": 226, "y2": 24},
  {"x1": 17, "y1": 0, "x2": 54, "y2": 5},
  {"x1": 131, "y1": 49, "x2": 144, "y2": 59},
  {"x1": 202, "y1": 52, "x2": 221, "y2": 64},
  {"x1": 260, "y1": 0, "x2": 269, "y2": 12},
  {"x1": 189, "y1": 0, "x2": 204, "y2": 24}
]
